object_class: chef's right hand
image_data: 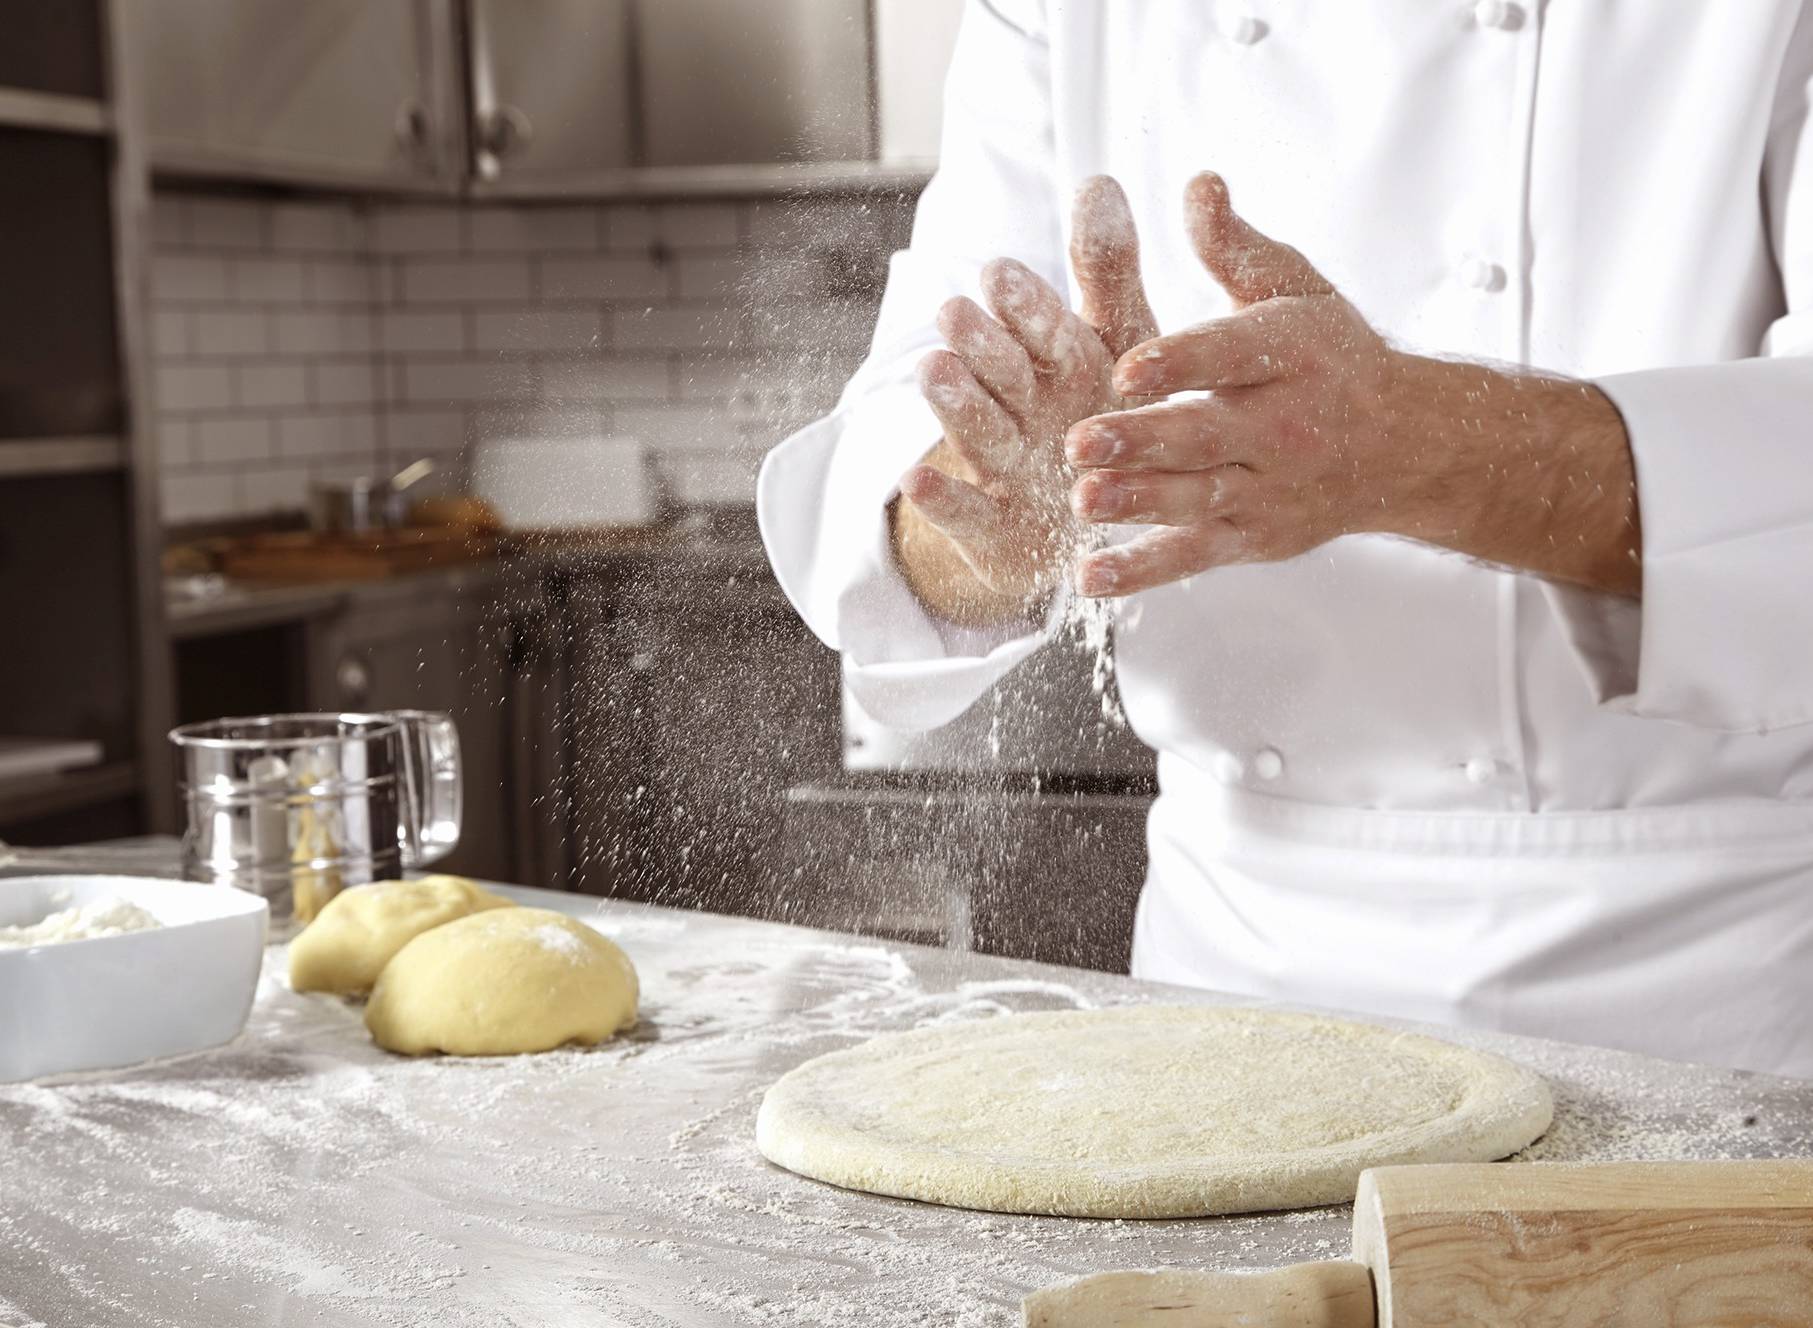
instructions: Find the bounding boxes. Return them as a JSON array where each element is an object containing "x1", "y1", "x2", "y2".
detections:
[{"x1": 891, "y1": 177, "x2": 1158, "y2": 626}]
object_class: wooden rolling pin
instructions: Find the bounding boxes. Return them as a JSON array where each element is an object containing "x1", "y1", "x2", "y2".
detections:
[{"x1": 1023, "y1": 1161, "x2": 1813, "y2": 1327}]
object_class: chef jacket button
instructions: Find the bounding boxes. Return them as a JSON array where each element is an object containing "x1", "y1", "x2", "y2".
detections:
[
  {"x1": 1212, "y1": 751, "x2": 1245, "y2": 784},
  {"x1": 1464, "y1": 756, "x2": 1500, "y2": 784},
  {"x1": 1252, "y1": 747, "x2": 1284, "y2": 781},
  {"x1": 1458, "y1": 257, "x2": 1506, "y2": 292},
  {"x1": 1227, "y1": 16, "x2": 1266, "y2": 45},
  {"x1": 1472, "y1": 0, "x2": 1519, "y2": 30}
]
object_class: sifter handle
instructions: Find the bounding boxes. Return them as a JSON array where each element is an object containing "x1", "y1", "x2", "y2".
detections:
[
  {"x1": 1022, "y1": 1261, "x2": 1374, "y2": 1328},
  {"x1": 392, "y1": 710, "x2": 462, "y2": 868}
]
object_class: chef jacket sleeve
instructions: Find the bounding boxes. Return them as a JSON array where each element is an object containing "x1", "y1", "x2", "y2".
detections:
[
  {"x1": 1551, "y1": 16, "x2": 1813, "y2": 735},
  {"x1": 756, "y1": 0, "x2": 1070, "y2": 731}
]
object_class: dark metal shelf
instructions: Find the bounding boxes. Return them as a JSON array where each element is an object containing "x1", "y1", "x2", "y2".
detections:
[
  {"x1": 0, "y1": 761, "x2": 140, "y2": 827},
  {"x1": 0, "y1": 88, "x2": 112, "y2": 136},
  {"x1": 0, "y1": 436, "x2": 127, "y2": 479}
]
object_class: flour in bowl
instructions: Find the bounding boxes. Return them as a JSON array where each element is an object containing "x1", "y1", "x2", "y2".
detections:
[{"x1": 0, "y1": 897, "x2": 162, "y2": 949}]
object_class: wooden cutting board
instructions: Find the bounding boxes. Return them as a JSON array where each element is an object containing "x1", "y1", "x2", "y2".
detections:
[
  {"x1": 1024, "y1": 1160, "x2": 1813, "y2": 1327},
  {"x1": 215, "y1": 528, "x2": 498, "y2": 583}
]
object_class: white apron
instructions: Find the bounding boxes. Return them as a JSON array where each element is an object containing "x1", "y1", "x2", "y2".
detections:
[{"x1": 1134, "y1": 758, "x2": 1813, "y2": 1077}]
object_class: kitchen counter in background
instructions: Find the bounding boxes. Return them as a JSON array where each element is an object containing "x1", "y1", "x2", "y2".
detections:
[
  {"x1": 166, "y1": 563, "x2": 497, "y2": 639},
  {"x1": 162, "y1": 509, "x2": 773, "y2": 640},
  {"x1": 160, "y1": 508, "x2": 1151, "y2": 972},
  {"x1": 4, "y1": 880, "x2": 1809, "y2": 1328}
]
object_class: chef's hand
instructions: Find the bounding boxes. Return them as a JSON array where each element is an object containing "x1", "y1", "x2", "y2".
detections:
[
  {"x1": 891, "y1": 178, "x2": 1157, "y2": 625},
  {"x1": 1066, "y1": 172, "x2": 1642, "y2": 599}
]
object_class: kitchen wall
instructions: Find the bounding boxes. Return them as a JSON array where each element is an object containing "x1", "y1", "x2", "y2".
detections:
[{"x1": 148, "y1": 189, "x2": 914, "y2": 525}]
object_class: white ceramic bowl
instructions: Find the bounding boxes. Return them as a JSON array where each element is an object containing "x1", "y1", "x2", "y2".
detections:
[{"x1": 0, "y1": 874, "x2": 268, "y2": 1082}]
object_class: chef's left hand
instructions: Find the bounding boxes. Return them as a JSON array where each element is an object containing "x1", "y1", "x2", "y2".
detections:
[
  {"x1": 1064, "y1": 172, "x2": 1419, "y2": 596},
  {"x1": 1065, "y1": 171, "x2": 1642, "y2": 599}
]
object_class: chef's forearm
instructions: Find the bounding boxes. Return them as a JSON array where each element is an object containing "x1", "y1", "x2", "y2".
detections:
[{"x1": 1385, "y1": 355, "x2": 1643, "y2": 598}]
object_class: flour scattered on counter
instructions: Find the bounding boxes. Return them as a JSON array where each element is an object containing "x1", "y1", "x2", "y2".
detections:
[
  {"x1": 0, "y1": 896, "x2": 162, "y2": 948},
  {"x1": 586, "y1": 910, "x2": 689, "y2": 940},
  {"x1": 912, "y1": 977, "x2": 1100, "y2": 1024},
  {"x1": 4, "y1": 919, "x2": 1806, "y2": 1328},
  {"x1": 784, "y1": 944, "x2": 1098, "y2": 1031}
]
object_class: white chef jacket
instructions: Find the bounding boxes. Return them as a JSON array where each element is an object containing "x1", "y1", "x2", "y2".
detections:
[{"x1": 758, "y1": 1, "x2": 1813, "y2": 1077}]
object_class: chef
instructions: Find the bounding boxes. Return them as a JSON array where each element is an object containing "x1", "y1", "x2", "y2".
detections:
[{"x1": 759, "y1": 2, "x2": 1813, "y2": 1078}]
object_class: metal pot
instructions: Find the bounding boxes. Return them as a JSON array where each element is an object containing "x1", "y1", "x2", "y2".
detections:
[{"x1": 307, "y1": 458, "x2": 439, "y2": 532}]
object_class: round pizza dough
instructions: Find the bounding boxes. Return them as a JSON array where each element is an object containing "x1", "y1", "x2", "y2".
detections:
[
  {"x1": 755, "y1": 1005, "x2": 1552, "y2": 1218},
  {"x1": 364, "y1": 907, "x2": 638, "y2": 1057},
  {"x1": 288, "y1": 874, "x2": 513, "y2": 996}
]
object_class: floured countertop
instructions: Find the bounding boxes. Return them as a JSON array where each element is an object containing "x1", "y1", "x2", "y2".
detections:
[{"x1": 3, "y1": 886, "x2": 1810, "y2": 1327}]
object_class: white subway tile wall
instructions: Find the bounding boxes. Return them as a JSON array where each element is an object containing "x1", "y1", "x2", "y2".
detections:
[
  {"x1": 149, "y1": 190, "x2": 904, "y2": 524},
  {"x1": 150, "y1": 196, "x2": 380, "y2": 523}
]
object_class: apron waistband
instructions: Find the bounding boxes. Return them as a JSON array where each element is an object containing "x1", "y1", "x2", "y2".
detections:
[{"x1": 1159, "y1": 756, "x2": 1813, "y2": 859}]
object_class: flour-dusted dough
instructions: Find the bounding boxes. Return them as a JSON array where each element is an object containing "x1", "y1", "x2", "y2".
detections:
[
  {"x1": 756, "y1": 1005, "x2": 1552, "y2": 1218},
  {"x1": 288, "y1": 874, "x2": 513, "y2": 996},
  {"x1": 364, "y1": 907, "x2": 638, "y2": 1056}
]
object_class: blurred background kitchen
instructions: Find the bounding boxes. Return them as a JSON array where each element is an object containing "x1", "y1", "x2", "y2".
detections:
[{"x1": 0, "y1": 0, "x2": 1152, "y2": 971}]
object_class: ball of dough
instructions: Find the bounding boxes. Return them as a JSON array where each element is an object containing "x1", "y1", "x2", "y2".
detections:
[
  {"x1": 288, "y1": 874, "x2": 513, "y2": 996},
  {"x1": 364, "y1": 908, "x2": 638, "y2": 1056}
]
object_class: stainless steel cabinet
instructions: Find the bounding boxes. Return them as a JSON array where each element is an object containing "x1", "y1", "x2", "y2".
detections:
[
  {"x1": 466, "y1": 0, "x2": 634, "y2": 185},
  {"x1": 469, "y1": 0, "x2": 876, "y2": 194},
  {"x1": 555, "y1": 555, "x2": 843, "y2": 913},
  {"x1": 306, "y1": 577, "x2": 521, "y2": 884},
  {"x1": 125, "y1": 0, "x2": 461, "y2": 190},
  {"x1": 493, "y1": 583, "x2": 579, "y2": 893},
  {"x1": 633, "y1": 0, "x2": 872, "y2": 168},
  {"x1": 131, "y1": 0, "x2": 934, "y2": 197},
  {"x1": 777, "y1": 784, "x2": 1153, "y2": 972}
]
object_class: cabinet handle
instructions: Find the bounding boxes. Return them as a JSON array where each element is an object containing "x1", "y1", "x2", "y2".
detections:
[
  {"x1": 395, "y1": 98, "x2": 432, "y2": 159},
  {"x1": 336, "y1": 654, "x2": 372, "y2": 706},
  {"x1": 474, "y1": 104, "x2": 533, "y2": 180}
]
